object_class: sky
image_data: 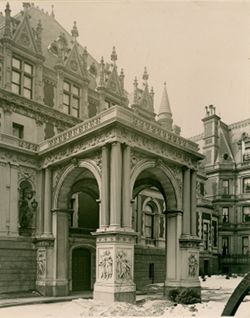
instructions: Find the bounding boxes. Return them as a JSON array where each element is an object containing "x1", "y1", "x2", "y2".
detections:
[{"x1": 4, "y1": 0, "x2": 250, "y2": 137}]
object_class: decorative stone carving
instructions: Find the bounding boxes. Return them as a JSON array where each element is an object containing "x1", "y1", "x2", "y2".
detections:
[
  {"x1": 37, "y1": 249, "x2": 46, "y2": 278},
  {"x1": 98, "y1": 250, "x2": 113, "y2": 280},
  {"x1": 116, "y1": 250, "x2": 131, "y2": 280},
  {"x1": 18, "y1": 166, "x2": 36, "y2": 186},
  {"x1": 188, "y1": 254, "x2": 198, "y2": 277},
  {"x1": 0, "y1": 150, "x2": 38, "y2": 167}
]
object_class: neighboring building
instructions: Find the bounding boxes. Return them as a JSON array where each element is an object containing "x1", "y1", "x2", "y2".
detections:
[
  {"x1": 0, "y1": 2, "x2": 202, "y2": 300},
  {"x1": 191, "y1": 105, "x2": 250, "y2": 275}
]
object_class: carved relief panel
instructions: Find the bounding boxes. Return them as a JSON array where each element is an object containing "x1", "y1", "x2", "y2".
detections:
[
  {"x1": 98, "y1": 248, "x2": 113, "y2": 281},
  {"x1": 37, "y1": 248, "x2": 46, "y2": 279}
]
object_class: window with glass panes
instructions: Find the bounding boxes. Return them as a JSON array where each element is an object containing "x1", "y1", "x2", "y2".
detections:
[
  {"x1": 11, "y1": 57, "x2": 33, "y2": 99},
  {"x1": 242, "y1": 237, "x2": 249, "y2": 255},
  {"x1": 203, "y1": 222, "x2": 209, "y2": 250},
  {"x1": 144, "y1": 204, "x2": 154, "y2": 239},
  {"x1": 242, "y1": 206, "x2": 250, "y2": 223},
  {"x1": 222, "y1": 207, "x2": 229, "y2": 223},
  {"x1": 63, "y1": 81, "x2": 80, "y2": 117},
  {"x1": 222, "y1": 179, "x2": 229, "y2": 195},
  {"x1": 243, "y1": 177, "x2": 250, "y2": 193},
  {"x1": 222, "y1": 236, "x2": 229, "y2": 255}
]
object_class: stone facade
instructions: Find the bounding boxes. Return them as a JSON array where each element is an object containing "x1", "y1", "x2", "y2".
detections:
[
  {"x1": 0, "y1": 3, "x2": 203, "y2": 301},
  {"x1": 191, "y1": 106, "x2": 250, "y2": 275}
]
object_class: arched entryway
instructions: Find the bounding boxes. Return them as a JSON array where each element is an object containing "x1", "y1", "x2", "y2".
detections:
[
  {"x1": 131, "y1": 160, "x2": 180, "y2": 290},
  {"x1": 72, "y1": 247, "x2": 91, "y2": 291},
  {"x1": 49, "y1": 160, "x2": 101, "y2": 296}
]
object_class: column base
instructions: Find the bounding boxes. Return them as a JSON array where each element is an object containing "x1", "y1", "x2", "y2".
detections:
[
  {"x1": 94, "y1": 283, "x2": 136, "y2": 303},
  {"x1": 36, "y1": 280, "x2": 69, "y2": 297}
]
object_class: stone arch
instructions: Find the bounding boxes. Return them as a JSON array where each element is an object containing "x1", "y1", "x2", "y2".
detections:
[
  {"x1": 53, "y1": 159, "x2": 101, "y2": 210},
  {"x1": 142, "y1": 196, "x2": 162, "y2": 213},
  {"x1": 131, "y1": 159, "x2": 182, "y2": 211}
]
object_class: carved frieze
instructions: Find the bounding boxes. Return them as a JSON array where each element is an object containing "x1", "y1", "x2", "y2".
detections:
[
  {"x1": 98, "y1": 249, "x2": 113, "y2": 280},
  {"x1": 42, "y1": 129, "x2": 116, "y2": 167},
  {"x1": 0, "y1": 149, "x2": 38, "y2": 167}
]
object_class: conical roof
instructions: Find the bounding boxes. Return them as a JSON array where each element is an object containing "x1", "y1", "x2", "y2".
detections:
[{"x1": 159, "y1": 82, "x2": 172, "y2": 115}]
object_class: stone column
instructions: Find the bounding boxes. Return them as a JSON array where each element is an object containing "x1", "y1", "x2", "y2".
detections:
[
  {"x1": 164, "y1": 210, "x2": 183, "y2": 294},
  {"x1": 51, "y1": 209, "x2": 70, "y2": 296},
  {"x1": 99, "y1": 145, "x2": 110, "y2": 229},
  {"x1": 183, "y1": 168, "x2": 191, "y2": 236},
  {"x1": 191, "y1": 170, "x2": 197, "y2": 236},
  {"x1": 42, "y1": 168, "x2": 52, "y2": 237},
  {"x1": 122, "y1": 144, "x2": 132, "y2": 230},
  {"x1": 110, "y1": 142, "x2": 122, "y2": 229}
]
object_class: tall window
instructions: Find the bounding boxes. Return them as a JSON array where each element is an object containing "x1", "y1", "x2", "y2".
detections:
[
  {"x1": 222, "y1": 237, "x2": 229, "y2": 256},
  {"x1": 243, "y1": 178, "x2": 250, "y2": 193},
  {"x1": 242, "y1": 206, "x2": 250, "y2": 223},
  {"x1": 242, "y1": 237, "x2": 249, "y2": 255},
  {"x1": 203, "y1": 222, "x2": 209, "y2": 250},
  {"x1": 11, "y1": 57, "x2": 33, "y2": 99},
  {"x1": 144, "y1": 204, "x2": 154, "y2": 239},
  {"x1": 211, "y1": 221, "x2": 217, "y2": 247},
  {"x1": 222, "y1": 180, "x2": 229, "y2": 195},
  {"x1": 222, "y1": 207, "x2": 229, "y2": 223},
  {"x1": 63, "y1": 81, "x2": 80, "y2": 117}
]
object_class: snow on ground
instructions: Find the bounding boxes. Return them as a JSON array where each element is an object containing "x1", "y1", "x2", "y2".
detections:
[{"x1": 0, "y1": 275, "x2": 250, "y2": 318}]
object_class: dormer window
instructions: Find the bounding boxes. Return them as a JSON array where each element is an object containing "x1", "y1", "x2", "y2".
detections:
[
  {"x1": 11, "y1": 57, "x2": 33, "y2": 99},
  {"x1": 63, "y1": 81, "x2": 80, "y2": 117}
]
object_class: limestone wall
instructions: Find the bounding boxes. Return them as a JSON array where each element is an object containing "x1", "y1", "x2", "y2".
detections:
[
  {"x1": 0, "y1": 239, "x2": 36, "y2": 293},
  {"x1": 134, "y1": 246, "x2": 165, "y2": 290}
]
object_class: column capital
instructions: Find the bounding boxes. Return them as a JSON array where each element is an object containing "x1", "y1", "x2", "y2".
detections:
[{"x1": 51, "y1": 208, "x2": 73, "y2": 214}]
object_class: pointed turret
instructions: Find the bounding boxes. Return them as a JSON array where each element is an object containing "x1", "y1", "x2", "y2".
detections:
[
  {"x1": 119, "y1": 68, "x2": 125, "y2": 91},
  {"x1": 158, "y1": 82, "x2": 173, "y2": 130},
  {"x1": 4, "y1": 2, "x2": 11, "y2": 39}
]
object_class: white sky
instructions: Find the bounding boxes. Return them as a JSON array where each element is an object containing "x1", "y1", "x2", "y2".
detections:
[{"x1": 5, "y1": 0, "x2": 250, "y2": 137}]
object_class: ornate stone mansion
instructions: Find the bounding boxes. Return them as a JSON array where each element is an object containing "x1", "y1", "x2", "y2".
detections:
[{"x1": 0, "y1": 3, "x2": 249, "y2": 301}]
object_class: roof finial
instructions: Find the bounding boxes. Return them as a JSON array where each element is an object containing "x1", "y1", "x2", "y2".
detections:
[
  {"x1": 51, "y1": 5, "x2": 55, "y2": 18},
  {"x1": 142, "y1": 67, "x2": 149, "y2": 86},
  {"x1": 158, "y1": 82, "x2": 173, "y2": 130},
  {"x1": 4, "y1": 2, "x2": 11, "y2": 39},
  {"x1": 111, "y1": 46, "x2": 117, "y2": 65},
  {"x1": 71, "y1": 21, "x2": 79, "y2": 41}
]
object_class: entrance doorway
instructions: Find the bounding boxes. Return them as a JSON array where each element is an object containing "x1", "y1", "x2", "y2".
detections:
[{"x1": 72, "y1": 248, "x2": 91, "y2": 291}]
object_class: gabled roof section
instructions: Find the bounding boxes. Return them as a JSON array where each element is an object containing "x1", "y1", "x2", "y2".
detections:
[
  {"x1": 13, "y1": 5, "x2": 98, "y2": 71},
  {"x1": 139, "y1": 84, "x2": 154, "y2": 113},
  {"x1": 216, "y1": 124, "x2": 235, "y2": 164},
  {"x1": 13, "y1": 13, "x2": 38, "y2": 53},
  {"x1": 105, "y1": 64, "x2": 123, "y2": 96},
  {"x1": 64, "y1": 42, "x2": 88, "y2": 79}
]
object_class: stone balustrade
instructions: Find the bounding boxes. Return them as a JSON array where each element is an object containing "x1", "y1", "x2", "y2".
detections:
[
  {"x1": 39, "y1": 105, "x2": 199, "y2": 154},
  {"x1": 0, "y1": 132, "x2": 39, "y2": 152}
]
